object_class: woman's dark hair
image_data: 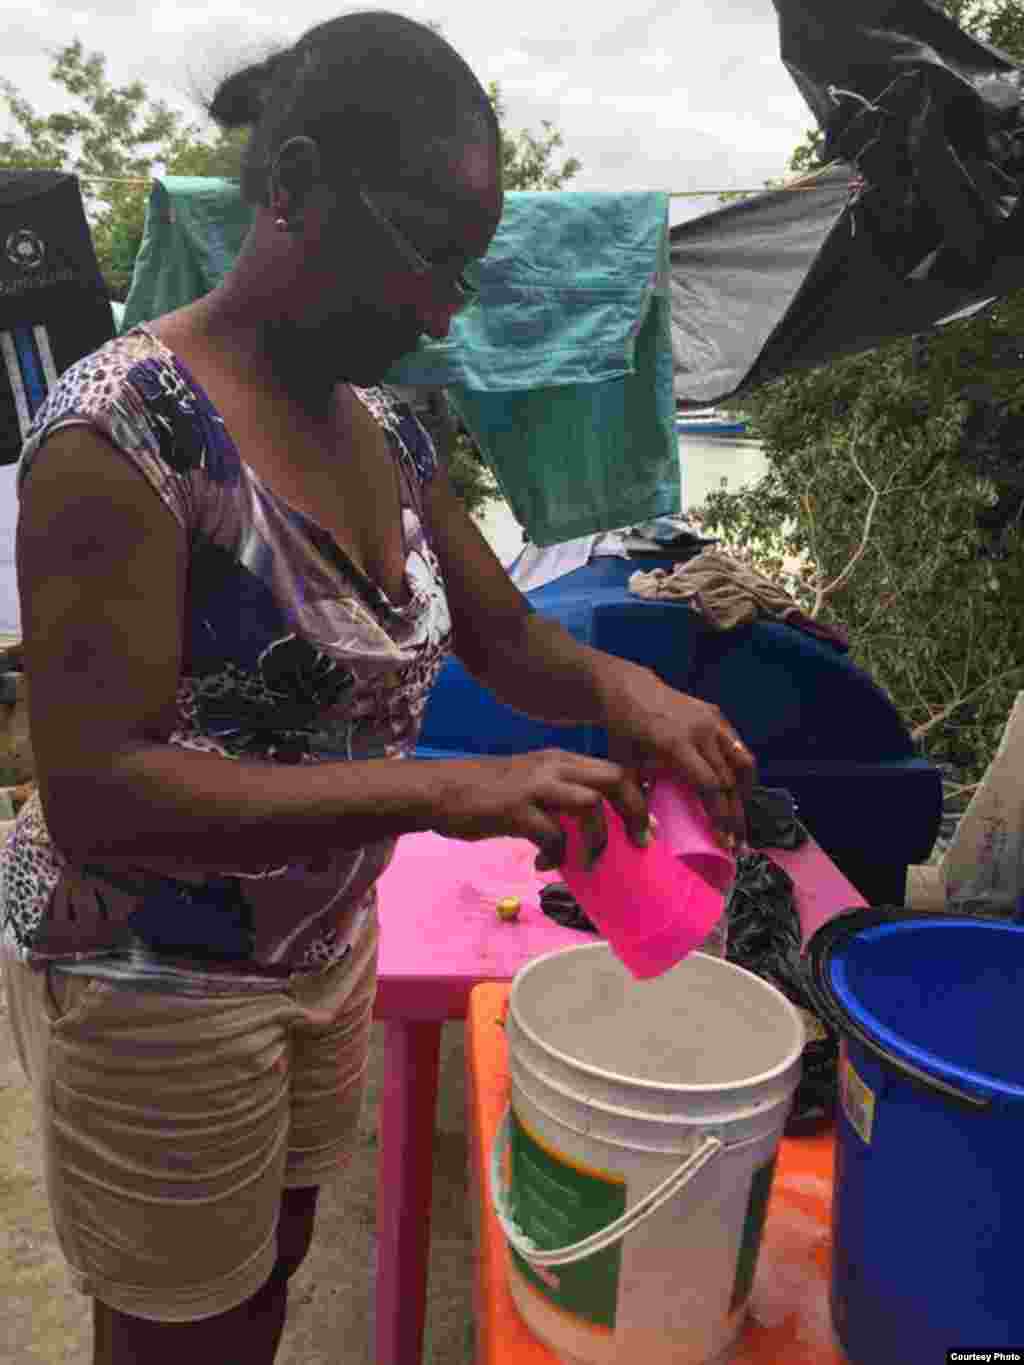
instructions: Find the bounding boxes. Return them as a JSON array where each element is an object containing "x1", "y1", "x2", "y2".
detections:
[{"x1": 207, "y1": 11, "x2": 500, "y2": 205}]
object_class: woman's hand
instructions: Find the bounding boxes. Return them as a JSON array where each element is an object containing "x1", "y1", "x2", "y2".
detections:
[
  {"x1": 597, "y1": 664, "x2": 756, "y2": 848},
  {"x1": 431, "y1": 750, "x2": 649, "y2": 871}
]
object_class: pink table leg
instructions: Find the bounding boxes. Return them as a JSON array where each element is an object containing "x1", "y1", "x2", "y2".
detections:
[{"x1": 375, "y1": 1019, "x2": 443, "y2": 1365}]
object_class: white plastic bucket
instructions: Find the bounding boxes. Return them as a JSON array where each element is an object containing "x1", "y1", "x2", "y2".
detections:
[{"x1": 491, "y1": 942, "x2": 805, "y2": 1365}]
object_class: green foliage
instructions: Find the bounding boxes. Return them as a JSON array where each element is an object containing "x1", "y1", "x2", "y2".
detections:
[
  {"x1": 392, "y1": 391, "x2": 498, "y2": 518},
  {"x1": 488, "y1": 83, "x2": 581, "y2": 191},
  {"x1": 0, "y1": 38, "x2": 584, "y2": 298},
  {"x1": 697, "y1": 319, "x2": 1024, "y2": 783},
  {"x1": 946, "y1": 0, "x2": 1024, "y2": 50},
  {"x1": 1, "y1": 39, "x2": 580, "y2": 519},
  {"x1": 1, "y1": 39, "x2": 244, "y2": 298},
  {"x1": 788, "y1": 128, "x2": 825, "y2": 174},
  {"x1": 99, "y1": 128, "x2": 247, "y2": 298},
  {"x1": 446, "y1": 431, "x2": 500, "y2": 518}
]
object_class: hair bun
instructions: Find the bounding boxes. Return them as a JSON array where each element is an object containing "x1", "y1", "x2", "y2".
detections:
[{"x1": 208, "y1": 51, "x2": 288, "y2": 129}]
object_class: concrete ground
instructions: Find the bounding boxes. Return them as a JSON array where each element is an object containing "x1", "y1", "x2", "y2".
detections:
[{"x1": 0, "y1": 1000, "x2": 476, "y2": 1365}]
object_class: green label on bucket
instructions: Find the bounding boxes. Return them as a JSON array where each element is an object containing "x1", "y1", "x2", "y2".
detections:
[
  {"x1": 508, "y1": 1109, "x2": 627, "y2": 1331},
  {"x1": 729, "y1": 1157, "x2": 777, "y2": 1313}
]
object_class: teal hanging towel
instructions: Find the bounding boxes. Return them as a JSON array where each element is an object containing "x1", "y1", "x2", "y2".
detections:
[{"x1": 123, "y1": 184, "x2": 677, "y2": 546}]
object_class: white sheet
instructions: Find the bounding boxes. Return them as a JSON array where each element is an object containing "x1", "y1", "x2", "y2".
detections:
[{"x1": 507, "y1": 532, "x2": 628, "y2": 594}]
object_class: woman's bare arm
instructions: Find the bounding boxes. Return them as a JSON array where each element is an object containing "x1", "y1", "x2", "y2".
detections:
[{"x1": 18, "y1": 427, "x2": 442, "y2": 871}]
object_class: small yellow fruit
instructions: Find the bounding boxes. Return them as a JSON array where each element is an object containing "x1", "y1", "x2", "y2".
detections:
[{"x1": 496, "y1": 896, "x2": 521, "y2": 922}]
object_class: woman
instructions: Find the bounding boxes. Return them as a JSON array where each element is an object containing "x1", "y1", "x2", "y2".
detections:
[{"x1": 1, "y1": 13, "x2": 754, "y2": 1363}]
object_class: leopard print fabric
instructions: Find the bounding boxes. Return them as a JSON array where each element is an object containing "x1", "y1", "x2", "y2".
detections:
[{"x1": 1, "y1": 328, "x2": 452, "y2": 984}]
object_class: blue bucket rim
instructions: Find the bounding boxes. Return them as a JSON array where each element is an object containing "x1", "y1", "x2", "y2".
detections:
[
  {"x1": 807, "y1": 909, "x2": 1024, "y2": 1109},
  {"x1": 830, "y1": 919, "x2": 1024, "y2": 1101}
]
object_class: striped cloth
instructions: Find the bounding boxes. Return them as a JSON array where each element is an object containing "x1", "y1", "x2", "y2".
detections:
[{"x1": 1, "y1": 323, "x2": 59, "y2": 442}]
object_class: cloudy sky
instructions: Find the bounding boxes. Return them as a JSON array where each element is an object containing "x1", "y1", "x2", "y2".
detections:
[{"x1": 5, "y1": 0, "x2": 815, "y2": 225}]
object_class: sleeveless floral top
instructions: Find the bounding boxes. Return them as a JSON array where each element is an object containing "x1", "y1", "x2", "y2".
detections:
[{"x1": 0, "y1": 326, "x2": 452, "y2": 991}]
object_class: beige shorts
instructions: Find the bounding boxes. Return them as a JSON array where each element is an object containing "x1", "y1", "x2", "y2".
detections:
[{"x1": 2, "y1": 909, "x2": 378, "y2": 1323}]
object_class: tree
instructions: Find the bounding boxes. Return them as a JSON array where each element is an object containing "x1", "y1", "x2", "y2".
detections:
[
  {"x1": 1, "y1": 40, "x2": 242, "y2": 299},
  {"x1": 694, "y1": 0, "x2": 1024, "y2": 794},
  {"x1": 100, "y1": 129, "x2": 248, "y2": 299},
  {"x1": 787, "y1": 127, "x2": 825, "y2": 176},
  {"x1": 489, "y1": 83, "x2": 581, "y2": 191},
  {"x1": 1, "y1": 41, "x2": 583, "y2": 517}
]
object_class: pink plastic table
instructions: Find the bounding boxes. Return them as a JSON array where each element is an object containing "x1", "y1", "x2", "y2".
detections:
[
  {"x1": 372, "y1": 832, "x2": 582, "y2": 1365},
  {"x1": 371, "y1": 826, "x2": 862, "y2": 1365}
]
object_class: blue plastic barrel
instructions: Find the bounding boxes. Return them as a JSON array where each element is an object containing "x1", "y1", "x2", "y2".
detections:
[{"x1": 808, "y1": 910, "x2": 1024, "y2": 1364}]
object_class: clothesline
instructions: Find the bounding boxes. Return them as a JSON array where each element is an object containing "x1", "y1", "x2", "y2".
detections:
[
  {"x1": 669, "y1": 162, "x2": 842, "y2": 197},
  {"x1": 74, "y1": 170, "x2": 845, "y2": 198},
  {"x1": 79, "y1": 175, "x2": 151, "y2": 185},
  {"x1": 669, "y1": 185, "x2": 833, "y2": 196}
]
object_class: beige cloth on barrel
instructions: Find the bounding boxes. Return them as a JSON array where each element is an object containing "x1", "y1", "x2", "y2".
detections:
[{"x1": 627, "y1": 548, "x2": 848, "y2": 648}]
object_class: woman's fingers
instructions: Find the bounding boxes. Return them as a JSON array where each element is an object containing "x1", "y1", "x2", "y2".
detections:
[
  {"x1": 534, "y1": 844, "x2": 564, "y2": 873},
  {"x1": 528, "y1": 771, "x2": 615, "y2": 870},
  {"x1": 555, "y1": 762, "x2": 649, "y2": 854},
  {"x1": 531, "y1": 770, "x2": 647, "y2": 870},
  {"x1": 577, "y1": 799, "x2": 609, "y2": 869},
  {"x1": 648, "y1": 745, "x2": 742, "y2": 849},
  {"x1": 711, "y1": 778, "x2": 747, "y2": 849},
  {"x1": 718, "y1": 730, "x2": 757, "y2": 796},
  {"x1": 524, "y1": 807, "x2": 568, "y2": 872},
  {"x1": 529, "y1": 728, "x2": 754, "y2": 861},
  {"x1": 605, "y1": 768, "x2": 650, "y2": 849},
  {"x1": 536, "y1": 784, "x2": 608, "y2": 869},
  {"x1": 528, "y1": 744, "x2": 753, "y2": 869},
  {"x1": 712, "y1": 731, "x2": 756, "y2": 845}
]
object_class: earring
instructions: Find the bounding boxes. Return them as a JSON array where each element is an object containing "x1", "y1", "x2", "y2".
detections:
[{"x1": 274, "y1": 215, "x2": 290, "y2": 232}]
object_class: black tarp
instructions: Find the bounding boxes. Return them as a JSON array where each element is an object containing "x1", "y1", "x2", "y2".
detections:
[
  {"x1": 0, "y1": 171, "x2": 114, "y2": 465},
  {"x1": 672, "y1": 0, "x2": 1024, "y2": 404}
]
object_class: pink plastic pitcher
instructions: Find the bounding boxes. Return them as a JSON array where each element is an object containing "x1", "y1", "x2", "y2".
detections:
[{"x1": 557, "y1": 779, "x2": 735, "y2": 980}]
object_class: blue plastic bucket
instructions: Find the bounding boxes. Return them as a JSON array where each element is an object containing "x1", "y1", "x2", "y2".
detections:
[{"x1": 808, "y1": 909, "x2": 1024, "y2": 1365}]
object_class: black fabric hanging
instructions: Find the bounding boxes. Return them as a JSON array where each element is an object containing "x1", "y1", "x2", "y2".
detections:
[
  {"x1": 672, "y1": 0, "x2": 1024, "y2": 405},
  {"x1": 0, "y1": 171, "x2": 115, "y2": 466}
]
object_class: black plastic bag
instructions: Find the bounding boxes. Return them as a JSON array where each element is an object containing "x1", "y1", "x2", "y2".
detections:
[
  {"x1": 672, "y1": 1, "x2": 1024, "y2": 404},
  {"x1": 780, "y1": 0, "x2": 1024, "y2": 285},
  {"x1": 539, "y1": 881, "x2": 598, "y2": 933},
  {"x1": 726, "y1": 852, "x2": 839, "y2": 1129},
  {"x1": 745, "y1": 786, "x2": 808, "y2": 851}
]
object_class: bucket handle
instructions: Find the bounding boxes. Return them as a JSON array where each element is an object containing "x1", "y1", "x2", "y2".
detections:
[{"x1": 489, "y1": 1106, "x2": 723, "y2": 1268}]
